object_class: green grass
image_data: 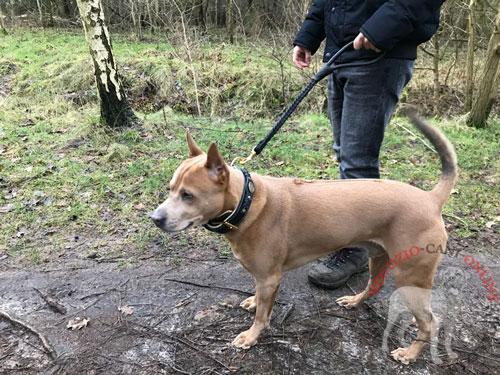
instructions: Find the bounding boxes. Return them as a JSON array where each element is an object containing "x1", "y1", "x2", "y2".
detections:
[{"x1": 0, "y1": 29, "x2": 499, "y2": 264}]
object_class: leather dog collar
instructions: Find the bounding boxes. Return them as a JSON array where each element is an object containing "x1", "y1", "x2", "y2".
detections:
[{"x1": 203, "y1": 167, "x2": 255, "y2": 234}]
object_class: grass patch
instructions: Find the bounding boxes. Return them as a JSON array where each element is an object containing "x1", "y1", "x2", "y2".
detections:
[{"x1": 1, "y1": 29, "x2": 498, "y2": 264}]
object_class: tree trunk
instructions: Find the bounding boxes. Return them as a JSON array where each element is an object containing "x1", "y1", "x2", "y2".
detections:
[
  {"x1": 0, "y1": 6, "x2": 7, "y2": 35},
  {"x1": 9, "y1": 0, "x2": 15, "y2": 21},
  {"x1": 76, "y1": 0, "x2": 136, "y2": 128},
  {"x1": 130, "y1": 0, "x2": 141, "y2": 38},
  {"x1": 59, "y1": 0, "x2": 72, "y2": 19},
  {"x1": 47, "y1": 0, "x2": 54, "y2": 27},
  {"x1": 36, "y1": 0, "x2": 44, "y2": 27},
  {"x1": 433, "y1": 32, "x2": 440, "y2": 115},
  {"x1": 226, "y1": 0, "x2": 234, "y2": 43},
  {"x1": 465, "y1": 0, "x2": 476, "y2": 111},
  {"x1": 486, "y1": 69, "x2": 500, "y2": 117},
  {"x1": 467, "y1": 8, "x2": 500, "y2": 128},
  {"x1": 195, "y1": 0, "x2": 205, "y2": 28}
]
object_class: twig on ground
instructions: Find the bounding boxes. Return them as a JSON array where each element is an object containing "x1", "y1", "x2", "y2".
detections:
[
  {"x1": 162, "y1": 277, "x2": 288, "y2": 306},
  {"x1": 278, "y1": 303, "x2": 295, "y2": 326},
  {"x1": 443, "y1": 213, "x2": 469, "y2": 228},
  {"x1": 167, "y1": 363, "x2": 192, "y2": 375},
  {"x1": 0, "y1": 310, "x2": 56, "y2": 359},
  {"x1": 33, "y1": 287, "x2": 67, "y2": 315},
  {"x1": 162, "y1": 277, "x2": 252, "y2": 297},
  {"x1": 321, "y1": 310, "x2": 356, "y2": 322},
  {"x1": 133, "y1": 322, "x2": 232, "y2": 371},
  {"x1": 392, "y1": 121, "x2": 437, "y2": 154},
  {"x1": 307, "y1": 284, "x2": 321, "y2": 319}
]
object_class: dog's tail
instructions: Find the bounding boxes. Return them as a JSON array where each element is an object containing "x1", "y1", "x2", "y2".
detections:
[{"x1": 408, "y1": 113, "x2": 457, "y2": 207}]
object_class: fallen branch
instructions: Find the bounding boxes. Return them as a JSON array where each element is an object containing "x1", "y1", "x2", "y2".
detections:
[
  {"x1": 162, "y1": 277, "x2": 253, "y2": 297},
  {"x1": 392, "y1": 121, "x2": 437, "y2": 154},
  {"x1": 33, "y1": 287, "x2": 67, "y2": 315},
  {"x1": 0, "y1": 310, "x2": 56, "y2": 359},
  {"x1": 320, "y1": 310, "x2": 356, "y2": 322},
  {"x1": 162, "y1": 277, "x2": 290, "y2": 306},
  {"x1": 443, "y1": 213, "x2": 469, "y2": 228}
]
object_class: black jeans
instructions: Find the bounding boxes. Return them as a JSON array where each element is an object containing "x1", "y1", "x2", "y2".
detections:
[{"x1": 327, "y1": 58, "x2": 414, "y2": 179}]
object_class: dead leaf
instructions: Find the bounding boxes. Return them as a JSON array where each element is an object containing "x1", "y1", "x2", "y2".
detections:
[
  {"x1": 67, "y1": 317, "x2": 89, "y2": 330},
  {"x1": 0, "y1": 203, "x2": 14, "y2": 213},
  {"x1": 485, "y1": 216, "x2": 500, "y2": 229},
  {"x1": 134, "y1": 203, "x2": 145, "y2": 210},
  {"x1": 13, "y1": 227, "x2": 28, "y2": 238},
  {"x1": 275, "y1": 161, "x2": 285, "y2": 166},
  {"x1": 118, "y1": 306, "x2": 134, "y2": 315},
  {"x1": 4, "y1": 191, "x2": 16, "y2": 200}
]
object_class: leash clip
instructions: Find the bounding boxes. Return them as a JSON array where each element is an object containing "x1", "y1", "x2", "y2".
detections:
[{"x1": 231, "y1": 149, "x2": 257, "y2": 167}]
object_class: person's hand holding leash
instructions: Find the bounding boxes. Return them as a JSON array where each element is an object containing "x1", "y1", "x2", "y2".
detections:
[
  {"x1": 353, "y1": 32, "x2": 381, "y2": 52},
  {"x1": 293, "y1": 45, "x2": 312, "y2": 69}
]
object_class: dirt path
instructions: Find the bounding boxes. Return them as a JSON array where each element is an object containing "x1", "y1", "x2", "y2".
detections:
[{"x1": 0, "y1": 227, "x2": 499, "y2": 375}]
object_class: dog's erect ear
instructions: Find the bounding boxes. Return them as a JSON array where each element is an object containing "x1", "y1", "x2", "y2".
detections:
[
  {"x1": 186, "y1": 129, "x2": 203, "y2": 158},
  {"x1": 205, "y1": 142, "x2": 228, "y2": 184}
]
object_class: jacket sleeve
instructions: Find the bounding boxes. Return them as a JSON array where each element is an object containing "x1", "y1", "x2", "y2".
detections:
[
  {"x1": 293, "y1": 0, "x2": 326, "y2": 55},
  {"x1": 360, "y1": 0, "x2": 445, "y2": 51}
]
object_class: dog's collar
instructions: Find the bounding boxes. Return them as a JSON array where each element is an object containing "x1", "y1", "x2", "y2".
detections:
[{"x1": 203, "y1": 167, "x2": 255, "y2": 234}]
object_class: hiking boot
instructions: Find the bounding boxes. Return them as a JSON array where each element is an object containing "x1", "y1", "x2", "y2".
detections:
[{"x1": 308, "y1": 247, "x2": 369, "y2": 289}]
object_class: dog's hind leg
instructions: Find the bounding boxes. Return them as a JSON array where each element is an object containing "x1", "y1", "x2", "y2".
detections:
[
  {"x1": 232, "y1": 272, "x2": 282, "y2": 349},
  {"x1": 389, "y1": 285, "x2": 438, "y2": 364},
  {"x1": 336, "y1": 253, "x2": 389, "y2": 308}
]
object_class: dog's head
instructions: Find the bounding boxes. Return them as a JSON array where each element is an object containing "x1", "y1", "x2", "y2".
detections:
[{"x1": 150, "y1": 131, "x2": 230, "y2": 232}]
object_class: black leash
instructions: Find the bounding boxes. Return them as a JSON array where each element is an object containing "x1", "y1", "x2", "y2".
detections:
[{"x1": 232, "y1": 41, "x2": 387, "y2": 165}]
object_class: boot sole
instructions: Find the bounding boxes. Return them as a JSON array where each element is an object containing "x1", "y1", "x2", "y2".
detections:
[{"x1": 308, "y1": 263, "x2": 369, "y2": 290}]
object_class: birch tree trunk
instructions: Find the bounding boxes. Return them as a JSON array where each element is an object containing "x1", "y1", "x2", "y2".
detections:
[
  {"x1": 35, "y1": 0, "x2": 44, "y2": 26},
  {"x1": 467, "y1": 8, "x2": 500, "y2": 128},
  {"x1": 76, "y1": 0, "x2": 136, "y2": 128},
  {"x1": 465, "y1": 0, "x2": 477, "y2": 112}
]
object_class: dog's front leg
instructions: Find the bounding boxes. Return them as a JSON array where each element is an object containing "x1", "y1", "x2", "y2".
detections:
[{"x1": 232, "y1": 273, "x2": 282, "y2": 349}]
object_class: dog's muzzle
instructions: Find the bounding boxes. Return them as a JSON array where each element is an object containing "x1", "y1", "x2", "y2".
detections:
[{"x1": 150, "y1": 212, "x2": 167, "y2": 229}]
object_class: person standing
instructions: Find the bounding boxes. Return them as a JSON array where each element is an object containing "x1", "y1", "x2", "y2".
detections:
[{"x1": 293, "y1": 0, "x2": 445, "y2": 289}]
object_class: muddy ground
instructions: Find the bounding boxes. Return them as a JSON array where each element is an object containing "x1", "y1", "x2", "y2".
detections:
[{"x1": 0, "y1": 222, "x2": 499, "y2": 375}]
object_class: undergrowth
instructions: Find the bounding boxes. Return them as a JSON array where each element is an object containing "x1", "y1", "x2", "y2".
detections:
[{"x1": 0, "y1": 29, "x2": 499, "y2": 264}]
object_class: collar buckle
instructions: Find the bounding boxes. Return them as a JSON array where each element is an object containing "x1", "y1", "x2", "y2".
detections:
[{"x1": 223, "y1": 222, "x2": 239, "y2": 230}]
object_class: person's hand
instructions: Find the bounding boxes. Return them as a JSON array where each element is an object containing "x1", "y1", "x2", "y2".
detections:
[
  {"x1": 293, "y1": 45, "x2": 312, "y2": 69},
  {"x1": 353, "y1": 33, "x2": 381, "y2": 53}
]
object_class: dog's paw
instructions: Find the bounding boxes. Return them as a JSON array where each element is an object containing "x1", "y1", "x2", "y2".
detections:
[
  {"x1": 240, "y1": 296, "x2": 257, "y2": 312},
  {"x1": 335, "y1": 295, "x2": 361, "y2": 309},
  {"x1": 391, "y1": 347, "x2": 417, "y2": 365},
  {"x1": 232, "y1": 329, "x2": 258, "y2": 349},
  {"x1": 431, "y1": 355, "x2": 443, "y2": 365},
  {"x1": 447, "y1": 351, "x2": 458, "y2": 360}
]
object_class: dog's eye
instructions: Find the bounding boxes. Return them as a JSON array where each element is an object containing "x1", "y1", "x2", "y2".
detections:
[{"x1": 182, "y1": 192, "x2": 193, "y2": 201}]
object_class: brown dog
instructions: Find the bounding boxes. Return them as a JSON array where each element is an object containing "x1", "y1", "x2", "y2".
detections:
[{"x1": 151, "y1": 115, "x2": 457, "y2": 364}]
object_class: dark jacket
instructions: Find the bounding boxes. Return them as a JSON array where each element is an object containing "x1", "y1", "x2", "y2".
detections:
[{"x1": 293, "y1": 0, "x2": 445, "y2": 62}]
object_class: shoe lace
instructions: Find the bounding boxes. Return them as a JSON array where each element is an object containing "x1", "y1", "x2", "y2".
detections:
[{"x1": 324, "y1": 249, "x2": 352, "y2": 269}]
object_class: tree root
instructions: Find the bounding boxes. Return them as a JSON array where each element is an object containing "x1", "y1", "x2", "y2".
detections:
[{"x1": 0, "y1": 310, "x2": 57, "y2": 360}]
